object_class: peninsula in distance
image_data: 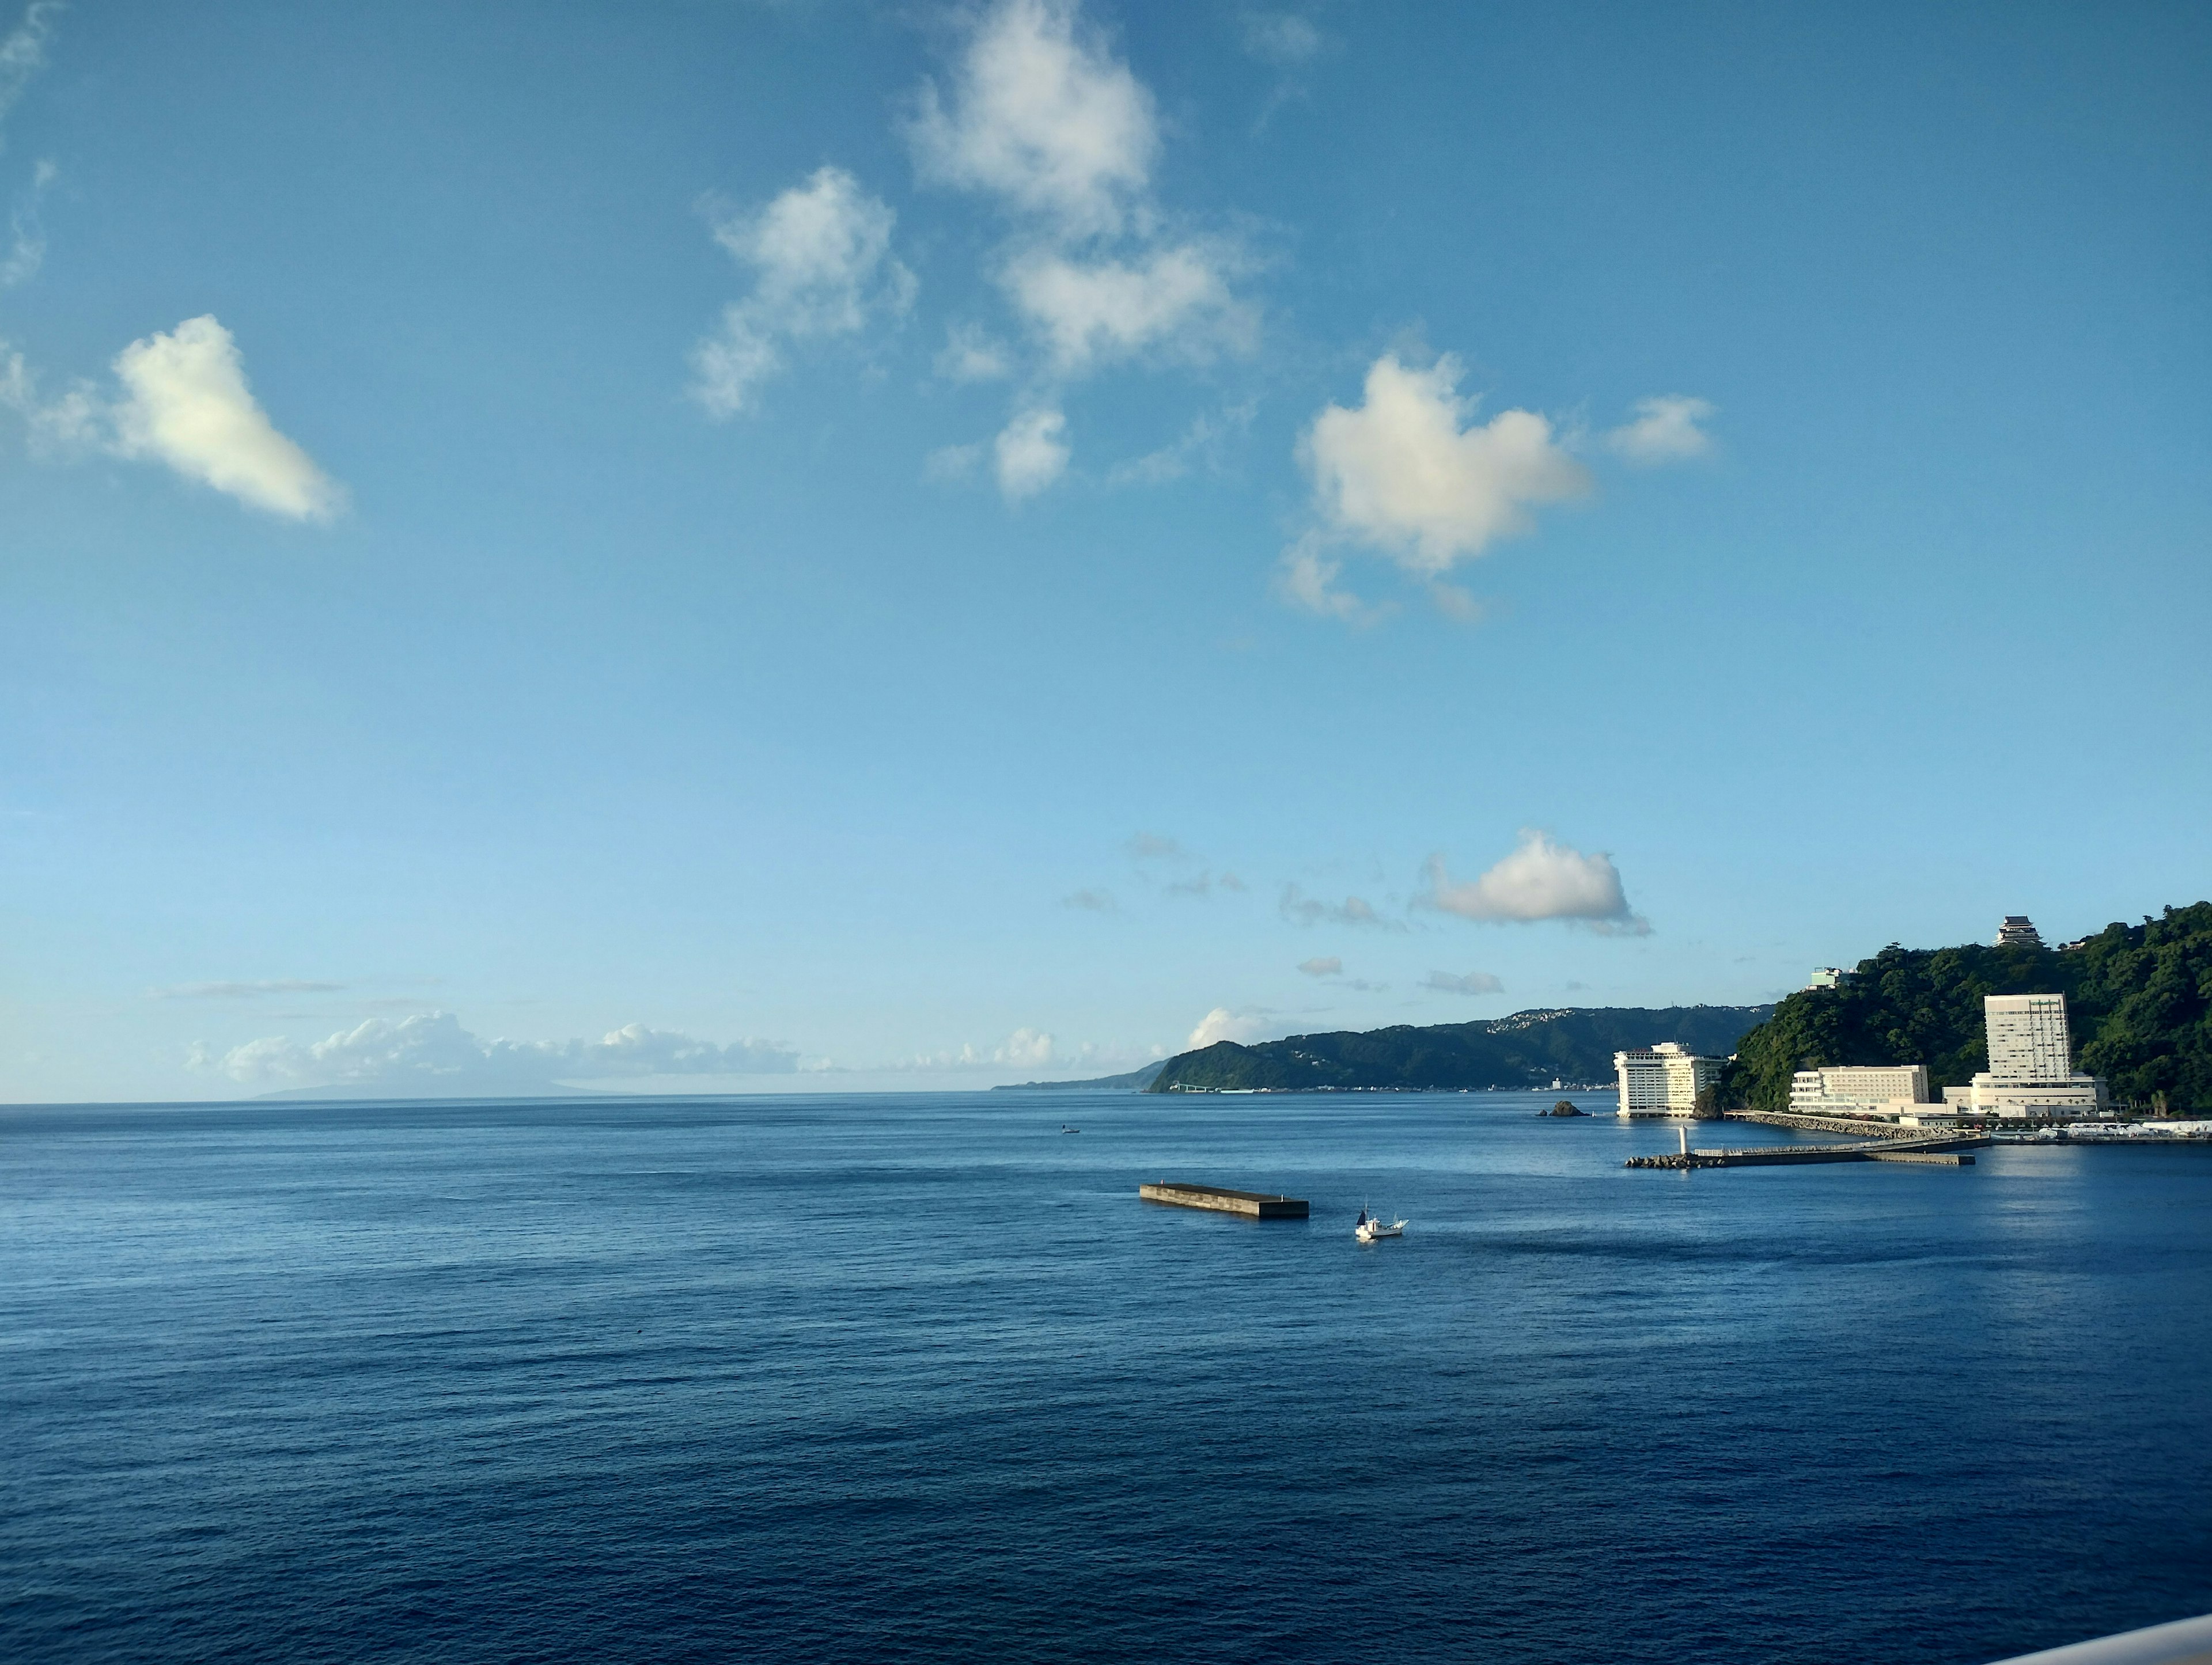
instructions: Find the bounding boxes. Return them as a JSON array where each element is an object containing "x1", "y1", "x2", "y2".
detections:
[{"x1": 1010, "y1": 902, "x2": 2212, "y2": 1110}]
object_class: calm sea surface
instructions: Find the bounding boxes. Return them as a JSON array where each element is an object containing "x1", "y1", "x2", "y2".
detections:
[{"x1": 4, "y1": 1092, "x2": 2209, "y2": 1664}]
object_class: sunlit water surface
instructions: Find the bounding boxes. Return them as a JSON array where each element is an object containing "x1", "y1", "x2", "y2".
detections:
[{"x1": 5, "y1": 1092, "x2": 2209, "y2": 1663}]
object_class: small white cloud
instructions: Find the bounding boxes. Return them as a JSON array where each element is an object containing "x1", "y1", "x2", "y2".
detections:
[
  {"x1": 1126, "y1": 832, "x2": 1189, "y2": 862},
  {"x1": 935, "y1": 321, "x2": 1013, "y2": 383},
  {"x1": 994, "y1": 405, "x2": 1070, "y2": 499},
  {"x1": 1422, "y1": 969, "x2": 1505, "y2": 996},
  {"x1": 1275, "y1": 538, "x2": 1384, "y2": 624},
  {"x1": 0, "y1": 3, "x2": 58, "y2": 137},
  {"x1": 1, "y1": 155, "x2": 54, "y2": 288},
  {"x1": 103, "y1": 317, "x2": 346, "y2": 520},
  {"x1": 906, "y1": 0, "x2": 1158, "y2": 238},
  {"x1": 1419, "y1": 830, "x2": 1647, "y2": 932},
  {"x1": 691, "y1": 165, "x2": 914, "y2": 419},
  {"x1": 1606, "y1": 395, "x2": 1716, "y2": 464},
  {"x1": 1109, "y1": 399, "x2": 1255, "y2": 486},
  {"x1": 1186, "y1": 1006, "x2": 1270, "y2": 1048},
  {"x1": 1296, "y1": 352, "x2": 1589, "y2": 582},
  {"x1": 1297, "y1": 955, "x2": 1342, "y2": 977},
  {"x1": 1004, "y1": 242, "x2": 1252, "y2": 376},
  {"x1": 153, "y1": 980, "x2": 346, "y2": 1000},
  {"x1": 196, "y1": 1011, "x2": 800, "y2": 1091},
  {"x1": 924, "y1": 441, "x2": 986, "y2": 483},
  {"x1": 1241, "y1": 10, "x2": 1323, "y2": 66},
  {"x1": 996, "y1": 1027, "x2": 1056, "y2": 1067},
  {"x1": 1280, "y1": 883, "x2": 1393, "y2": 929},
  {"x1": 1062, "y1": 886, "x2": 1117, "y2": 912}
]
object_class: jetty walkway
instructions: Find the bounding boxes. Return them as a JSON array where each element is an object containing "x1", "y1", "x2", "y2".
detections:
[{"x1": 1626, "y1": 1132, "x2": 1990, "y2": 1170}]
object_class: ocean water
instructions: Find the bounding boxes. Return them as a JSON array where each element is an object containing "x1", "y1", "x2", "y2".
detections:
[{"x1": 3, "y1": 1092, "x2": 2208, "y2": 1665}]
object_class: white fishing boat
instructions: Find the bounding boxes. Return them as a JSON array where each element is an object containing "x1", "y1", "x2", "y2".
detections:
[{"x1": 1354, "y1": 1210, "x2": 1405, "y2": 1242}]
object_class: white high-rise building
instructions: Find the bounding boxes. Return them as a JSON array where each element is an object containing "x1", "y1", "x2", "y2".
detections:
[
  {"x1": 1943, "y1": 993, "x2": 2112, "y2": 1119},
  {"x1": 1615, "y1": 1042, "x2": 1723, "y2": 1117},
  {"x1": 1986, "y1": 994, "x2": 2073, "y2": 1080}
]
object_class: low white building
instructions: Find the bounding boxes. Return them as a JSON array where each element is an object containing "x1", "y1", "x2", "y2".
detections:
[
  {"x1": 1942, "y1": 993, "x2": 2112, "y2": 1119},
  {"x1": 1616, "y1": 1042, "x2": 1724, "y2": 1117},
  {"x1": 1789, "y1": 1063, "x2": 1935, "y2": 1121}
]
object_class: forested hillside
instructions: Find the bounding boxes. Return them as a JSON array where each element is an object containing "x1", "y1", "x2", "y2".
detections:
[
  {"x1": 1147, "y1": 1006, "x2": 1772, "y2": 1094},
  {"x1": 1729, "y1": 902, "x2": 2212, "y2": 1111}
]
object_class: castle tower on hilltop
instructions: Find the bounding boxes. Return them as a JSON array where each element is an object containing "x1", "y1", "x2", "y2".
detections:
[{"x1": 1996, "y1": 916, "x2": 2044, "y2": 949}]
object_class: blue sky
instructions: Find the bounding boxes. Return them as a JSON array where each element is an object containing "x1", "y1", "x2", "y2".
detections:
[{"x1": 2, "y1": 0, "x2": 2207, "y2": 1101}]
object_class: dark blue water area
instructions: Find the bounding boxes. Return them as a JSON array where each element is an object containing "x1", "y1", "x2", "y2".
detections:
[{"x1": 3, "y1": 1093, "x2": 2209, "y2": 1664}]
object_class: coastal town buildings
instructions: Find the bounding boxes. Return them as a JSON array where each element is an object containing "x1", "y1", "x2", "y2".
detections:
[
  {"x1": 1615, "y1": 1042, "x2": 1723, "y2": 1117},
  {"x1": 1944, "y1": 993, "x2": 2112, "y2": 1118}
]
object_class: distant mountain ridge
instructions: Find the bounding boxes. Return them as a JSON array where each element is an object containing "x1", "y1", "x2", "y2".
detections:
[
  {"x1": 993, "y1": 1061, "x2": 1167, "y2": 1092},
  {"x1": 1147, "y1": 1005, "x2": 1773, "y2": 1094}
]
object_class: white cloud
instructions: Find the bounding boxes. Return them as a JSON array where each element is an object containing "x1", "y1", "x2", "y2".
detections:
[
  {"x1": 1297, "y1": 352, "x2": 1589, "y2": 581},
  {"x1": 1606, "y1": 395, "x2": 1716, "y2": 464},
  {"x1": 907, "y1": 0, "x2": 1157, "y2": 238},
  {"x1": 997, "y1": 1027, "x2": 1056, "y2": 1067},
  {"x1": 0, "y1": 3, "x2": 58, "y2": 138},
  {"x1": 1419, "y1": 830, "x2": 1649, "y2": 933},
  {"x1": 1005, "y1": 242, "x2": 1252, "y2": 374},
  {"x1": 1062, "y1": 886, "x2": 1117, "y2": 912},
  {"x1": 1279, "y1": 883, "x2": 1393, "y2": 928},
  {"x1": 195, "y1": 1011, "x2": 800, "y2": 1091},
  {"x1": 936, "y1": 321, "x2": 1013, "y2": 382},
  {"x1": 1275, "y1": 538, "x2": 1385, "y2": 624},
  {"x1": 1297, "y1": 955, "x2": 1342, "y2": 977},
  {"x1": 923, "y1": 440, "x2": 986, "y2": 483},
  {"x1": 1109, "y1": 399, "x2": 1255, "y2": 486},
  {"x1": 994, "y1": 405, "x2": 1070, "y2": 498},
  {"x1": 153, "y1": 980, "x2": 346, "y2": 1000},
  {"x1": 1, "y1": 155, "x2": 53, "y2": 287},
  {"x1": 1422, "y1": 969, "x2": 1505, "y2": 996},
  {"x1": 1186, "y1": 1006, "x2": 1270, "y2": 1048},
  {"x1": 1126, "y1": 832, "x2": 1187, "y2": 862},
  {"x1": 104, "y1": 317, "x2": 347, "y2": 519},
  {"x1": 906, "y1": 0, "x2": 1257, "y2": 505},
  {"x1": 1241, "y1": 10, "x2": 1323, "y2": 66},
  {"x1": 691, "y1": 165, "x2": 914, "y2": 419}
]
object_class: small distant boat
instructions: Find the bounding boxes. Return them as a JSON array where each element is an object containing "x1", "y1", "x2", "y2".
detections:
[
  {"x1": 1354, "y1": 1211, "x2": 1406, "y2": 1243},
  {"x1": 1060, "y1": 1124, "x2": 1080, "y2": 1134}
]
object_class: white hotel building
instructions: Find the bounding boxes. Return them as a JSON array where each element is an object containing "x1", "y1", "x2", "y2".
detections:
[
  {"x1": 1615, "y1": 1042, "x2": 1724, "y2": 1117},
  {"x1": 1945, "y1": 993, "x2": 2111, "y2": 1118},
  {"x1": 1789, "y1": 1064, "x2": 1946, "y2": 1123}
]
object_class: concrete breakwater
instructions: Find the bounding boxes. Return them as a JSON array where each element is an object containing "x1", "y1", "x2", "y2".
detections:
[
  {"x1": 1139, "y1": 1182, "x2": 1309, "y2": 1218},
  {"x1": 1724, "y1": 1109, "x2": 1955, "y2": 1139},
  {"x1": 1627, "y1": 1133, "x2": 1988, "y2": 1170}
]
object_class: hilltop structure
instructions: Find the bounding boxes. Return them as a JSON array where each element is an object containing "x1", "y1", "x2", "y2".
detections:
[
  {"x1": 1614, "y1": 1042, "x2": 1724, "y2": 1117},
  {"x1": 1945, "y1": 993, "x2": 2112, "y2": 1118},
  {"x1": 1996, "y1": 915, "x2": 2044, "y2": 949}
]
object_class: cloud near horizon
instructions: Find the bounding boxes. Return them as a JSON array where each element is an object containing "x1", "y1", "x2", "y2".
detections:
[
  {"x1": 194, "y1": 1012, "x2": 800, "y2": 1091},
  {"x1": 1279, "y1": 883, "x2": 1393, "y2": 929},
  {"x1": 153, "y1": 979, "x2": 346, "y2": 1000},
  {"x1": 1186, "y1": 1006, "x2": 1271, "y2": 1048},
  {"x1": 1419, "y1": 830, "x2": 1649, "y2": 934},
  {"x1": 1421, "y1": 969, "x2": 1505, "y2": 996}
]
